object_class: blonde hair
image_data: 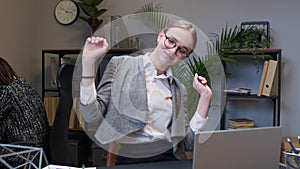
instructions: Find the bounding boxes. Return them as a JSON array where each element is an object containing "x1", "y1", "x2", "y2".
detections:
[{"x1": 163, "y1": 20, "x2": 197, "y2": 49}]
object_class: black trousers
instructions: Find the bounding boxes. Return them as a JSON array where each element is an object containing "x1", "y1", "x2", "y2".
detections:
[{"x1": 116, "y1": 148, "x2": 178, "y2": 165}]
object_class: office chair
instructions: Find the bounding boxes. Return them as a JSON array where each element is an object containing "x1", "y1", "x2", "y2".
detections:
[
  {"x1": 49, "y1": 63, "x2": 90, "y2": 166},
  {"x1": 48, "y1": 63, "x2": 74, "y2": 165},
  {"x1": 49, "y1": 63, "x2": 91, "y2": 167},
  {"x1": 48, "y1": 63, "x2": 116, "y2": 166}
]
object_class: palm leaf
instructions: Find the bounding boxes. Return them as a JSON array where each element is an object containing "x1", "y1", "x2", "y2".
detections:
[{"x1": 134, "y1": 2, "x2": 169, "y2": 33}]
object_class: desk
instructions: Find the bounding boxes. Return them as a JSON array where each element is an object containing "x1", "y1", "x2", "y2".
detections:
[
  {"x1": 97, "y1": 160, "x2": 286, "y2": 169},
  {"x1": 98, "y1": 160, "x2": 191, "y2": 169},
  {"x1": 44, "y1": 160, "x2": 286, "y2": 169}
]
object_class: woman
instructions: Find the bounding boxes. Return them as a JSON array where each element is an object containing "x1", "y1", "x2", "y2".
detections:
[
  {"x1": 0, "y1": 57, "x2": 49, "y2": 167},
  {"x1": 80, "y1": 20, "x2": 212, "y2": 164}
]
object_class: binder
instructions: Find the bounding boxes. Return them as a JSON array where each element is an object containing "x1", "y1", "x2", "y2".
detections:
[
  {"x1": 257, "y1": 61, "x2": 269, "y2": 96},
  {"x1": 44, "y1": 96, "x2": 78, "y2": 128},
  {"x1": 262, "y1": 60, "x2": 278, "y2": 96},
  {"x1": 44, "y1": 96, "x2": 59, "y2": 125},
  {"x1": 68, "y1": 105, "x2": 77, "y2": 129}
]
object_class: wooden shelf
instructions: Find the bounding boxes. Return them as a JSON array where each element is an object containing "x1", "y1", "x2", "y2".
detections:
[{"x1": 226, "y1": 93, "x2": 278, "y2": 100}]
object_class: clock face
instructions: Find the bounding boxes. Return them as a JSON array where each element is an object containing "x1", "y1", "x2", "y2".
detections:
[{"x1": 54, "y1": 0, "x2": 79, "y2": 25}]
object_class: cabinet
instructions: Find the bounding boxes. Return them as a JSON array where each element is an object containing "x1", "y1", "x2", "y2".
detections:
[{"x1": 220, "y1": 48, "x2": 281, "y2": 130}]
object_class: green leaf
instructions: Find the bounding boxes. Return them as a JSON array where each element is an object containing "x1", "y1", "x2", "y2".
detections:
[
  {"x1": 79, "y1": 16, "x2": 90, "y2": 23},
  {"x1": 81, "y1": 0, "x2": 93, "y2": 6},
  {"x1": 93, "y1": 20, "x2": 103, "y2": 32},
  {"x1": 78, "y1": 0, "x2": 107, "y2": 33},
  {"x1": 92, "y1": 0, "x2": 104, "y2": 6},
  {"x1": 96, "y1": 8, "x2": 107, "y2": 17},
  {"x1": 78, "y1": 4, "x2": 96, "y2": 17}
]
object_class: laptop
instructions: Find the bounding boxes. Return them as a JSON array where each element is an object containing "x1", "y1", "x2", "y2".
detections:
[{"x1": 193, "y1": 127, "x2": 282, "y2": 169}]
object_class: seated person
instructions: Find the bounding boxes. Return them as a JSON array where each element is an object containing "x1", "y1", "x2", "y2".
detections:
[
  {"x1": 80, "y1": 20, "x2": 212, "y2": 164},
  {"x1": 0, "y1": 57, "x2": 49, "y2": 167}
]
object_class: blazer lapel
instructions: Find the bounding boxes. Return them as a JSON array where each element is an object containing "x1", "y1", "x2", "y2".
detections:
[{"x1": 112, "y1": 55, "x2": 148, "y2": 123}]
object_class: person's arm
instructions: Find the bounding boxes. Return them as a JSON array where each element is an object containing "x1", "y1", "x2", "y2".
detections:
[
  {"x1": 190, "y1": 73, "x2": 212, "y2": 133},
  {"x1": 81, "y1": 37, "x2": 109, "y2": 87},
  {"x1": 80, "y1": 82, "x2": 97, "y2": 105},
  {"x1": 80, "y1": 37, "x2": 109, "y2": 124},
  {"x1": 194, "y1": 73, "x2": 212, "y2": 118},
  {"x1": 0, "y1": 89, "x2": 9, "y2": 120}
]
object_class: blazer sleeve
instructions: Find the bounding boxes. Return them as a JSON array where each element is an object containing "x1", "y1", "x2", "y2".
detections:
[{"x1": 80, "y1": 56, "x2": 125, "y2": 125}]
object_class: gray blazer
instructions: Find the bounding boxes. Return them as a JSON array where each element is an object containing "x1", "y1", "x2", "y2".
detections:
[{"x1": 81, "y1": 55, "x2": 194, "y2": 159}]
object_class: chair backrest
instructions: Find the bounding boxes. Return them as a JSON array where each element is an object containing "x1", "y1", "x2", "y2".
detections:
[{"x1": 48, "y1": 63, "x2": 74, "y2": 165}]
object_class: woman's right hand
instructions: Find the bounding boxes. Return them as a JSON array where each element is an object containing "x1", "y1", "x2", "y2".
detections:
[{"x1": 82, "y1": 36, "x2": 109, "y2": 65}]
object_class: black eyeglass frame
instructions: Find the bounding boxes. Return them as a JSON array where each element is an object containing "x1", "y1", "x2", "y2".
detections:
[{"x1": 163, "y1": 32, "x2": 193, "y2": 58}]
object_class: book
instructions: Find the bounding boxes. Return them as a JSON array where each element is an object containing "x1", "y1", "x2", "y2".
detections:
[
  {"x1": 228, "y1": 125, "x2": 255, "y2": 129},
  {"x1": 224, "y1": 88, "x2": 251, "y2": 95},
  {"x1": 228, "y1": 118, "x2": 255, "y2": 129},
  {"x1": 228, "y1": 118, "x2": 254, "y2": 124},
  {"x1": 228, "y1": 122, "x2": 255, "y2": 127},
  {"x1": 257, "y1": 61, "x2": 269, "y2": 96}
]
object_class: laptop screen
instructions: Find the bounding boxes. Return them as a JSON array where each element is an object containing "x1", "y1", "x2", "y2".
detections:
[{"x1": 193, "y1": 127, "x2": 282, "y2": 169}]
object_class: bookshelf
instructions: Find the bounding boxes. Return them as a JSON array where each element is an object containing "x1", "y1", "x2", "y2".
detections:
[
  {"x1": 42, "y1": 48, "x2": 138, "y2": 98},
  {"x1": 42, "y1": 48, "x2": 138, "y2": 166},
  {"x1": 42, "y1": 48, "x2": 138, "y2": 128},
  {"x1": 220, "y1": 48, "x2": 282, "y2": 130}
]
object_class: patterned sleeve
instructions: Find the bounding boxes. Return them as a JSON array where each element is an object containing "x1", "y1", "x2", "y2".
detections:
[{"x1": 0, "y1": 86, "x2": 11, "y2": 120}]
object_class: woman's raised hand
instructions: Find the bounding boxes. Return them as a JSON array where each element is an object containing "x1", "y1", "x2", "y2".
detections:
[
  {"x1": 193, "y1": 73, "x2": 212, "y2": 98},
  {"x1": 82, "y1": 37, "x2": 109, "y2": 65}
]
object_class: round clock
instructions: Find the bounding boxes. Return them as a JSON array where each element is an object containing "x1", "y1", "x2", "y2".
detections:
[{"x1": 54, "y1": 0, "x2": 79, "y2": 25}]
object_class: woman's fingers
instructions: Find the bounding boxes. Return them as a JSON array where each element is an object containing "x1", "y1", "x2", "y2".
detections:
[
  {"x1": 87, "y1": 36, "x2": 105, "y2": 44},
  {"x1": 197, "y1": 76, "x2": 207, "y2": 85},
  {"x1": 194, "y1": 73, "x2": 207, "y2": 85}
]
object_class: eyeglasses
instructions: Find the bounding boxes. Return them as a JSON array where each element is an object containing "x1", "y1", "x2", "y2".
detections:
[{"x1": 164, "y1": 33, "x2": 191, "y2": 58}]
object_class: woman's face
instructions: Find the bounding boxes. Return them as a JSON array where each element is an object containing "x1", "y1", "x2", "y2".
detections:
[{"x1": 155, "y1": 27, "x2": 194, "y2": 66}]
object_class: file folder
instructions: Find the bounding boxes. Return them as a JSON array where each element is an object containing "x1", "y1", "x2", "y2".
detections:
[
  {"x1": 257, "y1": 60, "x2": 269, "y2": 96},
  {"x1": 262, "y1": 60, "x2": 278, "y2": 96}
]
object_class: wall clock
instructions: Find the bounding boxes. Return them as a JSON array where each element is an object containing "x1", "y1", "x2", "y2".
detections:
[{"x1": 54, "y1": 0, "x2": 79, "y2": 25}]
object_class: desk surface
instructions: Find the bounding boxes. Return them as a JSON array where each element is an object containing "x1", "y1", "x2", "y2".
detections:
[
  {"x1": 44, "y1": 160, "x2": 286, "y2": 169},
  {"x1": 97, "y1": 160, "x2": 286, "y2": 169},
  {"x1": 98, "y1": 160, "x2": 191, "y2": 169}
]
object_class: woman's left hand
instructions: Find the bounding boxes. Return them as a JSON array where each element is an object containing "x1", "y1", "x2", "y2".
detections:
[{"x1": 193, "y1": 73, "x2": 212, "y2": 98}]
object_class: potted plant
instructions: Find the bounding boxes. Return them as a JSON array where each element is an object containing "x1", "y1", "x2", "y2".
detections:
[
  {"x1": 77, "y1": 0, "x2": 108, "y2": 34},
  {"x1": 188, "y1": 22, "x2": 272, "y2": 80},
  {"x1": 187, "y1": 24, "x2": 241, "y2": 84}
]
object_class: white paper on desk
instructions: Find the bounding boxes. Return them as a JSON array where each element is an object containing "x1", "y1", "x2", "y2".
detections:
[{"x1": 43, "y1": 165, "x2": 97, "y2": 169}]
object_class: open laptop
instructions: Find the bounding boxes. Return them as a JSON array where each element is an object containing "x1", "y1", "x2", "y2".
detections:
[{"x1": 193, "y1": 127, "x2": 282, "y2": 169}]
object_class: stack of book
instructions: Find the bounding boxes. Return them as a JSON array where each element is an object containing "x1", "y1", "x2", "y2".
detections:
[
  {"x1": 224, "y1": 88, "x2": 251, "y2": 95},
  {"x1": 228, "y1": 118, "x2": 255, "y2": 129}
]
